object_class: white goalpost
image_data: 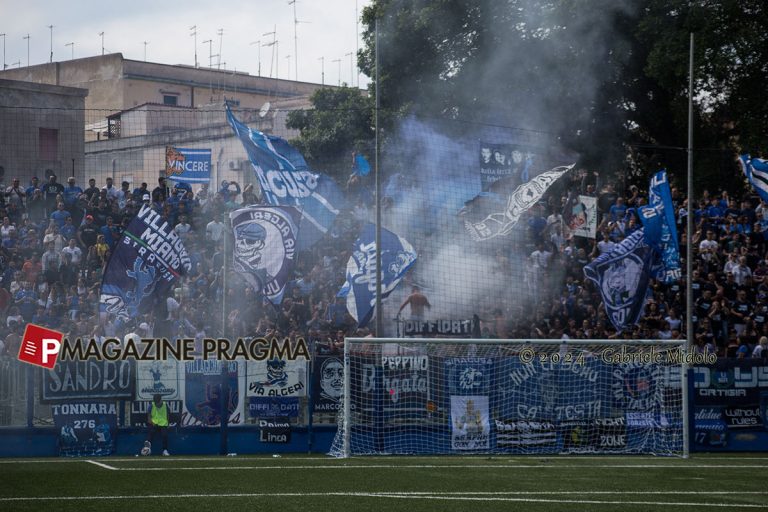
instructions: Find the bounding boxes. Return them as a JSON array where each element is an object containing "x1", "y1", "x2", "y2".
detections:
[{"x1": 330, "y1": 338, "x2": 689, "y2": 458}]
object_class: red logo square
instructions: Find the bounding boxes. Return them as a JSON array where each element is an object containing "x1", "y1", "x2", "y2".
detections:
[{"x1": 18, "y1": 324, "x2": 64, "y2": 369}]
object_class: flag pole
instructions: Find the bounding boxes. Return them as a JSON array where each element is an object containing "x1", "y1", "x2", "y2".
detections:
[
  {"x1": 683, "y1": 31, "x2": 694, "y2": 459},
  {"x1": 374, "y1": 17, "x2": 382, "y2": 337}
]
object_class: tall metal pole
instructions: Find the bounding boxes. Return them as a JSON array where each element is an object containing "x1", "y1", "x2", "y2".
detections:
[
  {"x1": 203, "y1": 39, "x2": 212, "y2": 68},
  {"x1": 99, "y1": 32, "x2": 104, "y2": 55},
  {"x1": 250, "y1": 41, "x2": 261, "y2": 76},
  {"x1": 355, "y1": 0, "x2": 359, "y2": 87},
  {"x1": 0, "y1": 34, "x2": 6, "y2": 70},
  {"x1": 48, "y1": 25, "x2": 54, "y2": 63},
  {"x1": 143, "y1": 41, "x2": 149, "y2": 62},
  {"x1": 683, "y1": 31, "x2": 694, "y2": 460},
  {"x1": 285, "y1": 54, "x2": 292, "y2": 81},
  {"x1": 374, "y1": 18, "x2": 382, "y2": 336},
  {"x1": 318, "y1": 56, "x2": 324, "y2": 85},
  {"x1": 289, "y1": 0, "x2": 299, "y2": 81},
  {"x1": 346, "y1": 52, "x2": 354, "y2": 86},
  {"x1": 333, "y1": 58, "x2": 341, "y2": 86},
  {"x1": 217, "y1": 29, "x2": 224, "y2": 70},
  {"x1": 190, "y1": 26, "x2": 198, "y2": 67},
  {"x1": 23, "y1": 34, "x2": 30, "y2": 67}
]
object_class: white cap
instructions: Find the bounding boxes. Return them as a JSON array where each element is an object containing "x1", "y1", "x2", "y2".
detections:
[{"x1": 139, "y1": 322, "x2": 150, "y2": 331}]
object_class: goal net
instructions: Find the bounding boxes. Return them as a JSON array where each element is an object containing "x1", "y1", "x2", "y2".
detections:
[{"x1": 330, "y1": 338, "x2": 688, "y2": 457}]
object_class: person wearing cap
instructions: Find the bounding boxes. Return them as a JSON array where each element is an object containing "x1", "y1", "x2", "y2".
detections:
[
  {"x1": 78, "y1": 214, "x2": 99, "y2": 248},
  {"x1": 63, "y1": 177, "x2": 83, "y2": 209}
]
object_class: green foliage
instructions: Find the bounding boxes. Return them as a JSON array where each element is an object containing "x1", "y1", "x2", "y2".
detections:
[
  {"x1": 357, "y1": 0, "x2": 768, "y2": 193},
  {"x1": 285, "y1": 87, "x2": 373, "y2": 182}
]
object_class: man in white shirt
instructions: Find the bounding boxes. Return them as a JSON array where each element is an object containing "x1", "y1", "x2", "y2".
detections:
[
  {"x1": 698, "y1": 230, "x2": 718, "y2": 262},
  {"x1": 61, "y1": 238, "x2": 83, "y2": 266},
  {"x1": 206, "y1": 216, "x2": 225, "y2": 244},
  {"x1": 732, "y1": 256, "x2": 753, "y2": 286}
]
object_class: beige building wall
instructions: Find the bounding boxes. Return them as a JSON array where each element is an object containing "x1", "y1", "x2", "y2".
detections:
[{"x1": 0, "y1": 79, "x2": 88, "y2": 187}]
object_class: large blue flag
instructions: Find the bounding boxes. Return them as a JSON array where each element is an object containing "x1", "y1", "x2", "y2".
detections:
[
  {"x1": 639, "y1": 170, "x2": 680, "y2": 283},
  {"x1": 99, "y1": 204, "x2": 191, "y2": 321},
  {"x1": 740, "y1": 155, "x2": 768, "y2": 203},
  {"x1": 583, "y1": 229, "x2": 654, "y2": 333},
  {"x1": 225, "y1": 105, "x2": 345, "y2": 249},
  {"x1": 337, "y1": 223, "x2": 417, "y2": 328},
  {"x1": 230, "y1": 205, "x2": 301, "y2": 304}
]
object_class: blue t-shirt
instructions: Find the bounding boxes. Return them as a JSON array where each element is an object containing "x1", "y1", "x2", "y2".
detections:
[
  {"x1": 50, "y1": 209, "x2": 71, "y2": 229},
  {"x1": 62, "y1": 186, "x2": 83, "y2": 207}
]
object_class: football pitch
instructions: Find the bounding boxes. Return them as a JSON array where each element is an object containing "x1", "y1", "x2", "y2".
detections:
[{"x1": 0, "y1": 454, "x2": 765, "y2": 512}]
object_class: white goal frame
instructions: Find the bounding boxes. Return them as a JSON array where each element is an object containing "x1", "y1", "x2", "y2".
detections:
[{"x1": 339, "y1": 338, "x2": 690, "y2": 458}]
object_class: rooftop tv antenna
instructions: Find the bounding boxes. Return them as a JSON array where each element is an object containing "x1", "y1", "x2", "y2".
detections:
[
  {"x1": 262, "y1": 27, "x2": 277, "y2": 78},
  {"x1": 217, "y1": 28, "x2": 224, "y2": 70},
  {"x1": 288, "y1": 0, "x2": 311, "y2": 82},
  {"x1": 190, "y1": 25, "x2": 198, "y2": 67}
]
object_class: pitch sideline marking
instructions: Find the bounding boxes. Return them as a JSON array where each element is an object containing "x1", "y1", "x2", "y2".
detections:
[
  {"x1": 110, "y1": 463, "x2": 768, "y2": 471},
  {"x1": 3, "y1": 455, "x2": 768, "y2": 464},
  {"x1": 85, "y1": 460, "x2": 118, "y2": 471},
  {"x1": 0, "y1": 492, "x2": 762, "y2": 508}
]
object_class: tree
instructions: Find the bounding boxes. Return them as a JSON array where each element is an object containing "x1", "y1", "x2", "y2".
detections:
[
  {"x1": 285, "y1": 86, "x2": 374, "y2": 183},
  {"x1": 358, "y1": 0, "x2": 768, "y2": 191}
]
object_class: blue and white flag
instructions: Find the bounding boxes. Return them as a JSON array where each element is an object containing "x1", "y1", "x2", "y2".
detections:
[
  {"x1": 583, "y1": 229, "x2": 655, "y2": 333},
  {"x1": 639, "y1": 170, "x2": 680, "y2": 283},
  {"x1": 230, "y1": 206, "x2": 301, "y2": 304},
  {"x1": 337, "y1": 223, "x2": 417, "y2": 327},
  {"x1": 464, "y1": 164, "x2": 574, "y2": 241},
  {"x1": 165, "y1": 146, "x2": 212, "y2": 184},
  {"x1": 353, "y1": 153, "x2": 371, "y2": 177},
  {"x1": 226, "y1": 105, "x2": 345, "y2": 249},
  {"x1": 99, "y1": 204, "x2": 191, "y2": 321},
  {"x1": 740, "y1": 155, "x2": 768, "y2": 203}
]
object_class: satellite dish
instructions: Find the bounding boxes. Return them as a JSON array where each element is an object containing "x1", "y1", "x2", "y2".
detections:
[{"x1": 259, "y1": 101, "x2": 271, "y2": 118}]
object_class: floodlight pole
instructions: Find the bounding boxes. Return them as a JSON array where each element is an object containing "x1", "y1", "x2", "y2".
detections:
[
  {"x1": 374, "y1": 18, "x2": 382, "y2": 337},
  {"x1": 683, "y1": 32, "x2": 694, "y2": 460}
]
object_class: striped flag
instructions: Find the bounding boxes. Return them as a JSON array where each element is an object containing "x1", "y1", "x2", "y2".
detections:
[
  {"x1": 740, "y1": 154, "x2": 768, "y2": 203},
  {"x1": 226, "y1": 105, "x2": 345, "y2": 249}
]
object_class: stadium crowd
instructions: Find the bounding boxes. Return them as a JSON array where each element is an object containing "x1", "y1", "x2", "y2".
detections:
[{"x1": 0, "y1": 168, "x2": 766, "y2": 360}]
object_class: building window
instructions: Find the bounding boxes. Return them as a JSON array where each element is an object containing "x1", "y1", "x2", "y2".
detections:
[
  {"x1": 163, "y1": 95, "x2": 178, "y2": 106},
  {"x1": 39, "y1": 128, "x2": 59, "y2": 161}
]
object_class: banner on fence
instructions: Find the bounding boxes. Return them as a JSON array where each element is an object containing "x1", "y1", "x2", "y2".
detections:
[
  {"x1": 52, "y1": 402, "x2": 117, "y2": 457},
  {"x1": 312, "y1": 356, "x2": 344, "y2": 413},
  {"x1": 246, "y1": 359, "x2": 307, "y2": 398},
  {"x1": 135, "y1": 360, "x2": 181, "y2": 400},
  {"x1": 451, "y1": 395, "x2": 490, "y2": 450},
  {"x1": 42, "y1": 360, "x2": 134, "y2": 402},
  {"x1": 165, "y1": 146, "x2": 211, "y2": 183}
]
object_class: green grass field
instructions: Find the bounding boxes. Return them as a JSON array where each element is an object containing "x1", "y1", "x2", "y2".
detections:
[{"x1": 0, "y1": 454, "x2": 765, "y2": 512}]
